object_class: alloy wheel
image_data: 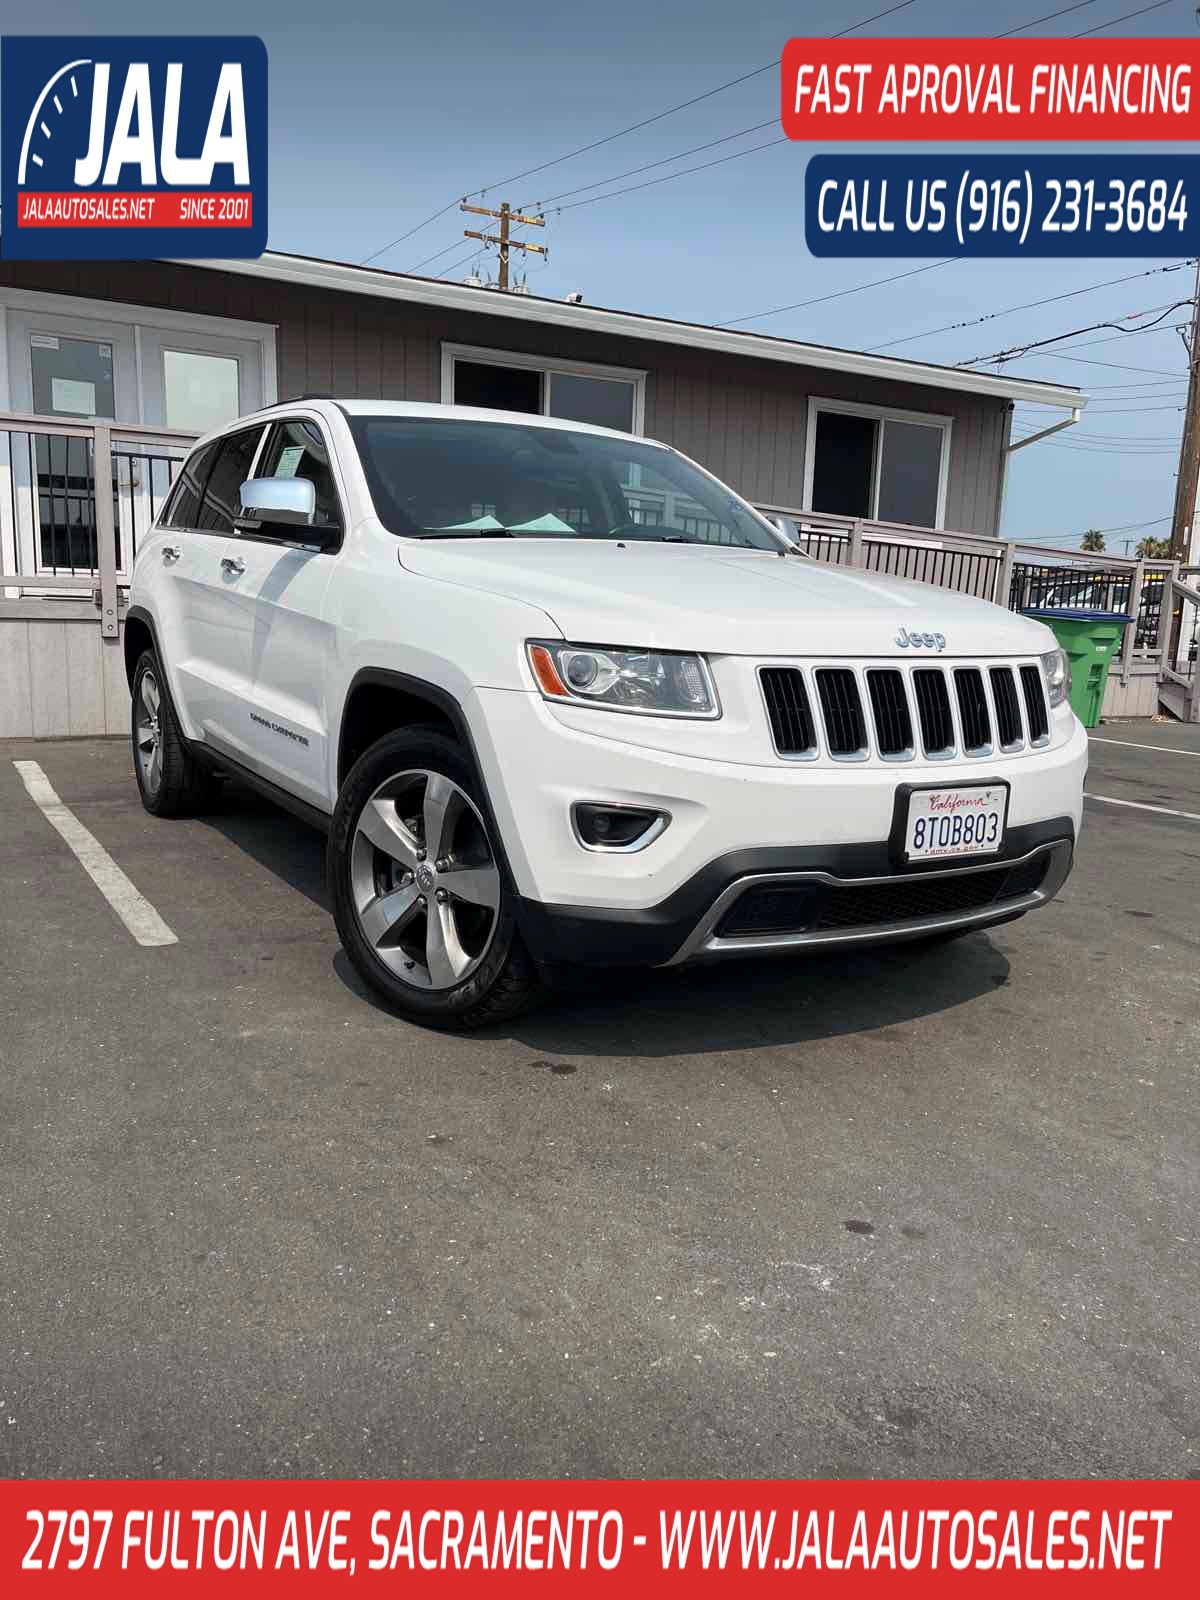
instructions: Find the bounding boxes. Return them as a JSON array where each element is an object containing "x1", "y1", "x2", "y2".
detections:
[
  {"x1": 135, "y1": 668, "x2": 163, "y2": 795},
  {"x1": 349, "y1": 768, "x2": 501, "y2": 991}
]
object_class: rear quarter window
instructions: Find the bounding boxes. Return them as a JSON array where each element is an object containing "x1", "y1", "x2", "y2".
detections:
[{"x1": 162, "y1": 440, "x2": 220, "y2": 529}]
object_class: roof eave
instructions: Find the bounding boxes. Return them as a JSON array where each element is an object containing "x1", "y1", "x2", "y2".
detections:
[{"x1": 172, "y1": 251, "x2": 1085, "y2": 412}]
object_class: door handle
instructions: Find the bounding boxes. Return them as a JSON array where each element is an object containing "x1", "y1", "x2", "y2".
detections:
[
  {"x1": 220, "y1": 555, "x2": 246, "y2": 577},
  {"x1": 162, "y1": 544, "x2": 181, "y2": 563}
]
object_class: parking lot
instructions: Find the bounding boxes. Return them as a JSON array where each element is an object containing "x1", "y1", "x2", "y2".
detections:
[{"x1": 1, "y1": 727, "x2": 1197, "y2": 1479}]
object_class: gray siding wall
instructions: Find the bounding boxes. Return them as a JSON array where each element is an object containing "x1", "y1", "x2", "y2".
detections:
[{"x1": 0, "y1": 261, "x2": 1012, "y2": 535}]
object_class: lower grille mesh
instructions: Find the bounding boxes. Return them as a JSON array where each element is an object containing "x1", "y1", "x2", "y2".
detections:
[{"x1": 716, "y1": 854, "x2": 1050, "y2": 939}]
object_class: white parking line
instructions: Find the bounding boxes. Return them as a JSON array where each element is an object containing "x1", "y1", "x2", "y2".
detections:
[
  {"x1": 1090, "y1": 737, "x2": 1200, "y2": 758},
  {"x1": 13, "y1": 760, "x2": 177, "y2": 947},
  {"x1": 1085, "y1": 791, "x2": 1200, "y2": 823}
]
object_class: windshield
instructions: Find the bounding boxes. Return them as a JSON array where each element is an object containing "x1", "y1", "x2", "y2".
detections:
[{"x1": 347, "y1": 416, "x2": 784, "y2": 550}]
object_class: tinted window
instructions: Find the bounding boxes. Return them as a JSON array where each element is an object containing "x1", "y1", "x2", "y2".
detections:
[
  {"x1": 811, "y1": 410, "x2": 875, "y2": 519},
  {"x1": 254, "y1": 419, "x2": 341, "y2": 528},
  {"x1": 877, "y1": 419, "x2": 942, "y2": 527},
  {"x1": 348, "y1": 417, "x2": 781, "y2": 549},
  {"x1": 163, "y1": 439, "x2": 221, "y2": 528},
  {"x1": 197, "y1": 427, "x2": 264, "y2": 533}
]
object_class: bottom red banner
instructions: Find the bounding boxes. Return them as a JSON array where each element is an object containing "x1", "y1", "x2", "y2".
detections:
[{"x1": 5, "y1": 1481, "x2": 1196, "y2": 1595}]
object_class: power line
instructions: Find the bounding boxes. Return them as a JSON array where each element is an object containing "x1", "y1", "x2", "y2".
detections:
[
  {"x1": 552, "y1": 134, "x2": 789, "y2": 213},
  {"x1": 357, "y1": 0, "x2": 917, "y2": 266},
  {"x1": 716, "y1": 260, "x2": 958, "y2": 328},
  {"x1": 870, "y1": 261, "x2": 1194, "y2": 353},
  {"x1": 522, "y1": 119, "x2": 776, "y2": 211},
  {"x1": 995, "y1": 0, "x2": 1103, "y2": 33},
  {"x1": 1073, "y1": 0, "x2": 1173, "y2": 36},
  {"x1": 361, "y1": 200, "x2": 461, "y2": 268},
  {"x1": 1030, "y1": 352, "x2": 1184, "y2": 376},
  {"x1": 467, "y1": 0, "x2": 917, "y2": 200},
  {"x1": 959, "y1": 301, "x2": 1191, "y2": 368}
]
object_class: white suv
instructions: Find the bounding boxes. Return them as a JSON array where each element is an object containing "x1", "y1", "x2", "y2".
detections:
[{"x1": 127, "y1": 400, "x2": 1086, "y2": 1029}]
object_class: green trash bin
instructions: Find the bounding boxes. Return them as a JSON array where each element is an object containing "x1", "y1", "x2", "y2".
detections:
[{"x1": 1020, "y1": 608, "x2": 1133, "y2": 730}]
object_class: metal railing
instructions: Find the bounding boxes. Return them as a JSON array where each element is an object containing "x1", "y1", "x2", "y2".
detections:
[
  {"x1": 756, "y1": 505, "x2": 1176, "y2": 687},
  {"x1": 0, "y1": 410, "x2": 195, "y2": 636}
]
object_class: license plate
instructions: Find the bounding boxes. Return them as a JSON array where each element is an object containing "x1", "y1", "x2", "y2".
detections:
[{"x1": 903, "y1": 784, "x2": 1007, "y2": 862}]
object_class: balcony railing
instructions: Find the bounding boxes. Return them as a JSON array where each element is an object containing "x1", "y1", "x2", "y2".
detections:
[{"x1": 0, "y1": 410, "x2": 195, "y2": 636}]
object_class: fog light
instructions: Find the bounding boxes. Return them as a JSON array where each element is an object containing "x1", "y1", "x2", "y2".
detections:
[{"x1": 572, "y1": 803, "x2": 670, "y2": 851}]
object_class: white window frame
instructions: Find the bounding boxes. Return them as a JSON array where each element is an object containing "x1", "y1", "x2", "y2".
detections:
[
  {"x1": 0, "y1": 287, "x2": 277, "y2": 589},
  {"x1": 803, "y1": 396, "x2": 953, "y2": 531},
  {"x1": 440, "y1": 342, "x2": 646, "y2": 434},
  {"x1": 0, "y1": 285, "x2": 277, "y2": 422}
]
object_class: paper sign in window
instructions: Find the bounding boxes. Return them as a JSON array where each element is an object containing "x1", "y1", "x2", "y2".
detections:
[{"x1": 51, "y1": 378, "x2": 97, "y2": 416}]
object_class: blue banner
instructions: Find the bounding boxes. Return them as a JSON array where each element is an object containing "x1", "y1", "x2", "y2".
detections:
[
  {"x1": 1, "y1": 36, "x2": 267, "y2": 260},
  {"x1": 805, "y1": 154, "x2": 1200, "y2": 257}
]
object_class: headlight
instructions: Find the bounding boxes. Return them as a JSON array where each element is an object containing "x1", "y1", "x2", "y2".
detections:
[
  {"x1": 526, "y1": 640, "x2": 720, "y2": 718},
  {"x1": 1040, "y1": 647, "x2": 1071, "y2": 709}
]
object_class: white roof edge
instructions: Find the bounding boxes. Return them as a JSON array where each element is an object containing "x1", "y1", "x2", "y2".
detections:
[{"x1": 176, "y1": 251, "x2": 1086, "y2": 412}]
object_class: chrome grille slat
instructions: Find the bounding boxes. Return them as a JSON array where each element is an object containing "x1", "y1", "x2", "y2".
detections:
[
  {"x1": 866, "y1": 669, "x2": 913, "y2": 757},
  {"x1": 815, "y1": 668, "x2": 867, "y2": 757},
  {"x1": 990, "y1": 666, "x2": 1023, "y2": 749},
  {"x1": 760, "y1": 667, "x2": 816, "y2": 757},
  {"x1": 953, "y1": 668, "x2": 992, "y2": 753},
  {"x1": 1020, "y1": 664, "x2": 1050, "y2": 743},
  {"x1": 912, "y1": 668, "x2": 954, "y2": 756}
]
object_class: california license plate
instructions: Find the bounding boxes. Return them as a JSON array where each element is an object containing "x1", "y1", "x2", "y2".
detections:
[{"x1": 903, "y1": 784, "x2": 1007, "y2": 862}]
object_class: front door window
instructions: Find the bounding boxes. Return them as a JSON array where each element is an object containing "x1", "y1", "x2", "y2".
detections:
[{"x1": 30, "y1": 334, "x2": 116, "y2": 420}]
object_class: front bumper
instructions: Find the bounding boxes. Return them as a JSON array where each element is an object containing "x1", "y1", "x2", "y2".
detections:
[
  {"x1": 515, "y1": 824, "x2": 1074, "y2": 968},
  {"x1": 471, "y1": 686, "x2": 1087, "y2": 968}
]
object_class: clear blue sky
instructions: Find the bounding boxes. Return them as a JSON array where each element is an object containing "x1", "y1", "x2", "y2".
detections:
[{"x1": 8, "y1": 0, "x2": 1195, "y2": 550}]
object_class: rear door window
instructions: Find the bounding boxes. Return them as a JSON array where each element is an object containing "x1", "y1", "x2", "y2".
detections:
[{"x1": 196, "y1": 426, "x2": 265, "y2": 534}]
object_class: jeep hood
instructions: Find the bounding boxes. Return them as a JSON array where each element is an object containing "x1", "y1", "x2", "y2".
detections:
[{"x1": 397, "y1": 539, "x2": 1053, "y2": 657}]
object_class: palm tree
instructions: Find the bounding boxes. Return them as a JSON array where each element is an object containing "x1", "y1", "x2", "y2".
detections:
[
  {"x1": 1135, "y1": 535, "x2": 1172, "y2": 559},
  {"x1": 1079, "y1": 529, "x2": 1106, "y2": 553}
]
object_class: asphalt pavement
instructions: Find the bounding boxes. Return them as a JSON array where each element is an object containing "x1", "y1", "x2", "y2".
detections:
[{"x1": 1, "y1": 726, "x2": 1197, "y2": 1478}]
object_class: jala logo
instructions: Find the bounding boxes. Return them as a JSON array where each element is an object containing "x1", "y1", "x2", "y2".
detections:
[{"x1": 1, "y1": 36, "x2": 267, "y2": 261}]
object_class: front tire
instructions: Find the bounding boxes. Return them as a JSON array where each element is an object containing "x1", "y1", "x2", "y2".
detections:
[
  {"x1": 131, "y1": 649, "x2": 221, "y2": 817},
  {"x1": 329, "y1": 729, "x2": 543, "y2": 1030}
]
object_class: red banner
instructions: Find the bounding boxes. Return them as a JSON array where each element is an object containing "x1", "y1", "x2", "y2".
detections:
[
  {"x1": 15, "y1": 193, "x2": 253, "y2": 227},
  {"x1": 3, "y1": 1481, "x2": 1197, "y2": 1595},
  {"x1": 780, "y1": 39, "x2": 1200, "y2": 141}
]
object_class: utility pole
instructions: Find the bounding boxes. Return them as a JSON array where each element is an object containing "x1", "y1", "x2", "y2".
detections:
[
  {"x1": 1170, "y1": 258, "x2": 1200, "y2": 561},
  {"x1": 461, "y1": 201, "x2": 546, "y2": 291}
]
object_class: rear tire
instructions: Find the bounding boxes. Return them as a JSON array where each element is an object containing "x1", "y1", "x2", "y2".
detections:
[
  {"x1": 131, "y1": 649, "x2": 222, "y2": 817},
  {"x1": 329, "y1": 728, "x2": 543, "y2": 1030}
]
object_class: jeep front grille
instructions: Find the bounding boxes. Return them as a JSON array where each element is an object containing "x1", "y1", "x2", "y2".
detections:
[{"x1": 759, "y1": 659, "x2": 1052, "y2": 764}]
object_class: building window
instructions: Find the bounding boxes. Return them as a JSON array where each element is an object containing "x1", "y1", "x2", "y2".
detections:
[
  {"x1": 805, "y1": 399, "x2": 951, "y2": 530},
  {"x1": 442, "y1": 343, "x2": 645, "y2": 435},
  {"x1": 163, "y1": 349, "x2": 241, "y2": 433}
]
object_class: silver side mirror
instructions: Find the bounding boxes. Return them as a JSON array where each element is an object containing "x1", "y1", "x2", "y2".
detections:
[{"x1": 237, "y1": 476, "x2": 317, "y2": 527}]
